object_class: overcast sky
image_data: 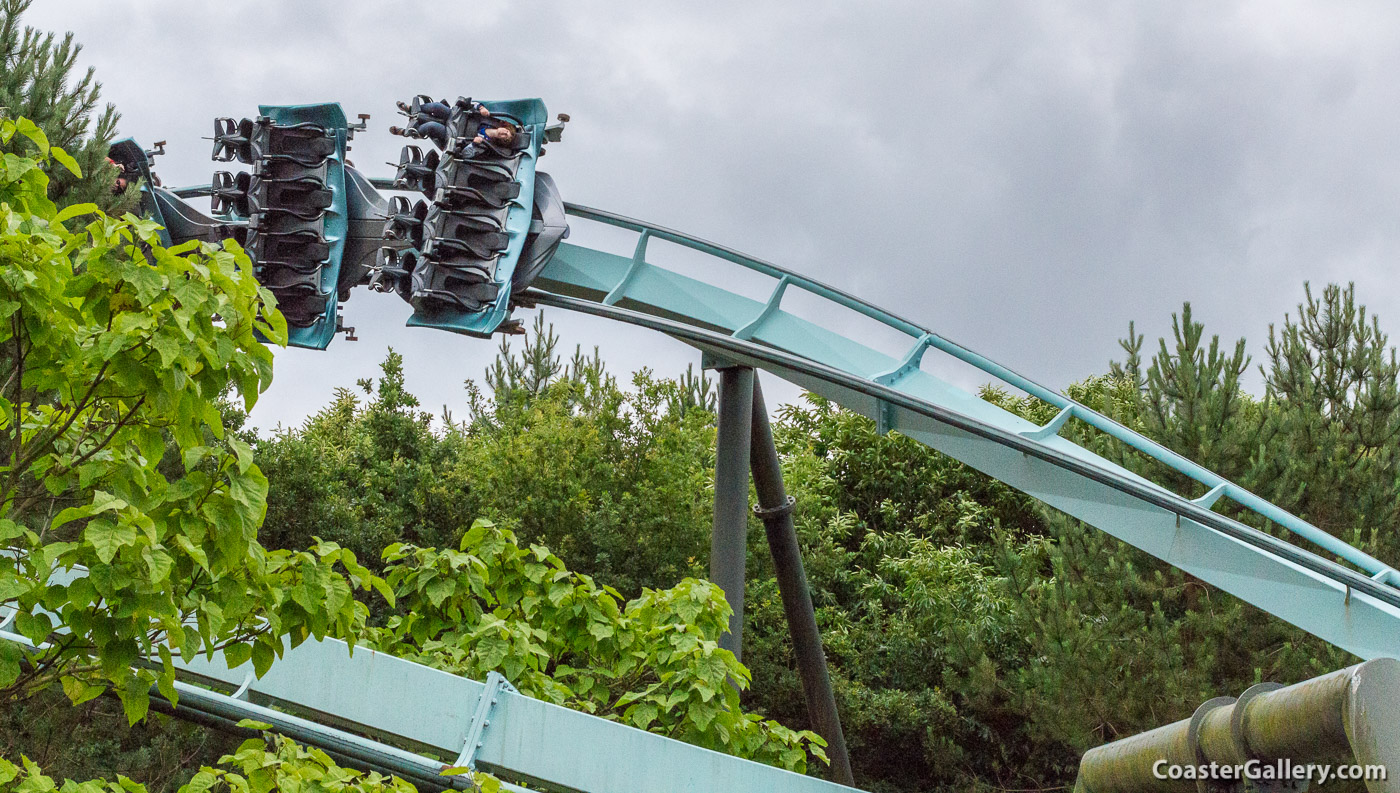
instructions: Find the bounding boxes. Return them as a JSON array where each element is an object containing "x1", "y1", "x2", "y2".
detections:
[{"x1": 24, "y1": 1, "x2": 1400, "y2": 432}]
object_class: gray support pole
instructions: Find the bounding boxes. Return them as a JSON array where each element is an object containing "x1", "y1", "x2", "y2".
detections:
[
  {"x1": 749, "y1": 378, "x2": 855, "y2": 788},
  {"x1": 710, "y1": 365, "x2": 755, "y2": 662}
]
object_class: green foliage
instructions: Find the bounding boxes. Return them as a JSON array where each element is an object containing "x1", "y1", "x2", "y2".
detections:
[
  {"x1": 1111, "y1": 302, "x2": 1256, "y2": 486},
  {"x1": 0, "y1": 122, "x2": 379, "y2": 724},
  {"x1": 1, "y1": 690, "x2": 236, "y2": 793},
  {"x1": 1253, "y1": 283, "x2": 1400, "y2": 557},
  {"x1": 246, "y1": 284, "x2": 1400, "y2": 792},
  {"x1": 0, "y1": 0, "x2": 132, "y2": 212},
  {"x1": 0, "y1": 728, "x2": 499, "y2": 793},
  {"x1": 748, "y1": 393, "x2": 1037, "y2": 790},
  {"x1": 257, "y1": 326, "x2": 821, "y2": 771},
  {"x1": 180, "y1": 730, "x2": 427, "y2": 793},
  {"x1": 15, "y1": 267, "x2": 1398, "y2": 793},
  {"x1": 260, "y1": 319, "x2": 717, "y2": 593},
  {"x1": 257, "y1": 351, "x2": 466, "y2": 561},
  {"x1": 0, "y1": 754, "x2": 142, "y2": 793},
  {"x1": 370, "y1": 517, "x2": 826, "y2": 772}
]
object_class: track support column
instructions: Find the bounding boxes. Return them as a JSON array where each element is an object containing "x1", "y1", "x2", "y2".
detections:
[
  {"x1": 749, "y1": 378, "x2": 855, "y2": 787},
  {"x1": 710, "y1": 365, "x2": 755, "y2": 662}
]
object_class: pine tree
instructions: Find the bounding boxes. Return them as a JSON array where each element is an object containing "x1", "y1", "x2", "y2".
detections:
[
  {"x1": 0, "y1": 0, "x2": 132, "y2": 210},
  {"x1": 1110, "y1": 302, "x2": 1254, "y2": 488},
  {"x1": 1251, "y1": 282, "x2": 1400, "y2": 560}
]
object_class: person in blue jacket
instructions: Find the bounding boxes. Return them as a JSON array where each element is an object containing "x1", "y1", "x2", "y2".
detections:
[{"x1": 390, "y1": 98, "x2": 517, "y2": 151}]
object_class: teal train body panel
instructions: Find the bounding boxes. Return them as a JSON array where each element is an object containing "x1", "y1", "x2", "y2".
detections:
[
  {"x1": 405, "y1": 98, "x2": 548, "y2": 337},
  {"x1": 258, "y1": 103, "x2": 349, "y2": 350}
]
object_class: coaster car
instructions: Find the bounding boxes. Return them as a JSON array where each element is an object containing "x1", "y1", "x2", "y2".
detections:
[{"x1": 401, "y1": 97, "x2": 551, "y2": 338}]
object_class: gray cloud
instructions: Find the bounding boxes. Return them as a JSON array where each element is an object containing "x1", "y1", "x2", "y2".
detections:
[{"x1": 23, "y1": 0, "x2": 1400, "y2": 427}]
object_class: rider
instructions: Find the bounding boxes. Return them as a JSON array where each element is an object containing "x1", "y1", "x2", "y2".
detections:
[
  {"x1": 108, "y1": 157, "x2": 160, "y2": 194},
  {"x1": 389, "y1": 98, "x2": 518, "y2": 151},
  {"x1": 110, "y1": 158, "x2": 130, "y2": 194}
]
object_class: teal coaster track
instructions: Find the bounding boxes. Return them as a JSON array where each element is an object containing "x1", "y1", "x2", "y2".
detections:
[
  {"x1": 8, "y1": 99, "x2": 1400, "y2": 792},
  {"x1": 522, "y1": 200, "x2": 1400, "y2": 660}
]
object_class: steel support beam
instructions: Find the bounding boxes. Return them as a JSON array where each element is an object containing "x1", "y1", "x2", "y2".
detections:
[
  {"x1": 0, "y1": 626, "x2": 862, "y2": 793},
  {"x1": 710, "y1": 365, "x2": 755, "y2": 661},
  {"x1": 525, "y1": 282, "x2": 1400, "y2": 661},
  {"x1": 749, "y1": 378, "x2": 855, "y2": 787}
]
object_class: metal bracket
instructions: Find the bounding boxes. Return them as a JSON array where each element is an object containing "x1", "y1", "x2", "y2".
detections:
[
  {"x1": 1186, "y1": 696, "x2": 1236, "y2": 793},
  {"x1": 1230, "y1": 682, "x2": 1283, "y2": 756},
  {"x1": 603, "y1": 229, "x2": 650, "y2": 306},
  {"x1": 230, "y1": 670, "x2": 256, "y2": 701},
  {"x1": 348, "y1": 113, "x2": 370, "y2": 139},
  {"x1": 454, "y1": 671, "x2": 518, "y2": 771},
  {"x1": 873, "y1": 333, "x2": 933, "y2": 388},
  {"x1": 734, "y1": 276, "x2": 790, "y2": 341},
  {"x1": 1228, "y1": 683, "x2": 1302, "y2": 793},
  {"x1": 1019, "y1": 405, "x2": 1076, "y2": 442},
  {"x1": 545, "y1": 112, "x2": 569, "y2": 143},
  {"x1": 876, "y1": 400, "x2": 895, "y2": 435},
  {"x1": 701, "y1": 351, "x2": 742, "y2": 371},
  {"x1": 1192, "y1": 483, "x2": 1229, "y2": 509},
  {"x1": 335, "y1": 315, "x2": 358, "y2": 342},
  {"x1": 753, "y1": 495, "x2": 796, "y2": 520}
]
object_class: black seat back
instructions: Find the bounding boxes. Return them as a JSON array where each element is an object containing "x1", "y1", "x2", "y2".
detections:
[
  {"x1": 211, "y1": 115, "x2": 339, "y2": 328},
  {"x1": 212, "y1": 117, "x2": 255, "y2": 163}
]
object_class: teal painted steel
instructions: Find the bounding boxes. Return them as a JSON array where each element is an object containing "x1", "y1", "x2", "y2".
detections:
[
  {"x1": 175, "y1": 635, "x2": 858, "y2": 793},
  {"x1": 529, "y1": 204, "x2": 1400, "y2": 660},
  {"x1": 31, "y1": 128, "x2": 1400, "y2": 787},
  {"x1": 0, "y1": 622, "x2": 861, "y2": 793},
  {"x1": 524, "y1": 290, "x2": 1400, "y2": 660},
  {"x1": 258, "y1": 103, "x2": 349, "y2": 350},
  {"x1": 404, "y1": 98, "x2": 548, "y2": 337}
]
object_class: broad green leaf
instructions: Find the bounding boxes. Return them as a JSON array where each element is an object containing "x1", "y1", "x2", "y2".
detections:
[
  {"x1": 0, "y1": 519, "x2": 26, "y2": 541},
  {"x1": 251, "y1": 640, "x2": 276, "y2": 677},
  {"x1": 174, "y1": 534, "x2": 210, "y2": 571},
  {"x1": 15, "y1": 117, "x2": 49, "y2": 152},
  {"x1": 0, "y1": 640, "x2": 21, "y2": 688},
  {"x1": 120, "y1": 678, "x2": 150, "y2": 725},
  {"x1": 86, "y1": 518, "x2": 137, "y2": 563},
  {"x1": 223, "y1": 642, "x2": 252, "y2": 669},
  {"x1": 141, "y1": 545, "x2": 174, "y2": 582},
  {"x1": 49, "y1": 146, "x2": 81, "y2": 177},
  {"x1": 54, "y1": 201, "x2": 98, "y2": 223},
  {"x1": 61, "y1": 675, "x2": 106, "y2": 705},
  {"x1": 182, "y1": 769, "x2": 220, "y2": 793}
]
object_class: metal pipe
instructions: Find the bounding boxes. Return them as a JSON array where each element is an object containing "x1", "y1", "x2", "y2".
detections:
[
  {"x1": 711, "y1": 365, "x2": 755, "y2": 661},
  {"x1": 166, "y1": 681, "x2": 478, "y2": 791},
  {"x1": 1075, "y1": 658, "x2": 1400, "y2": 793},
  {"x1": 749, "y1": 378, "x2": 855, "y2": 787},
  {"x1": 145, "y1": 694, "x2": 462, "y2": 792}
]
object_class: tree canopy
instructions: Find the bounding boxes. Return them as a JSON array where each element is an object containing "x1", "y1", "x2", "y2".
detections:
[
  {"x1": 2, "y1": 7, "x2": 1397, "y2": 789},
  {"x1": 0, "y1": 0, "x2": 132, "y2": 212}
]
